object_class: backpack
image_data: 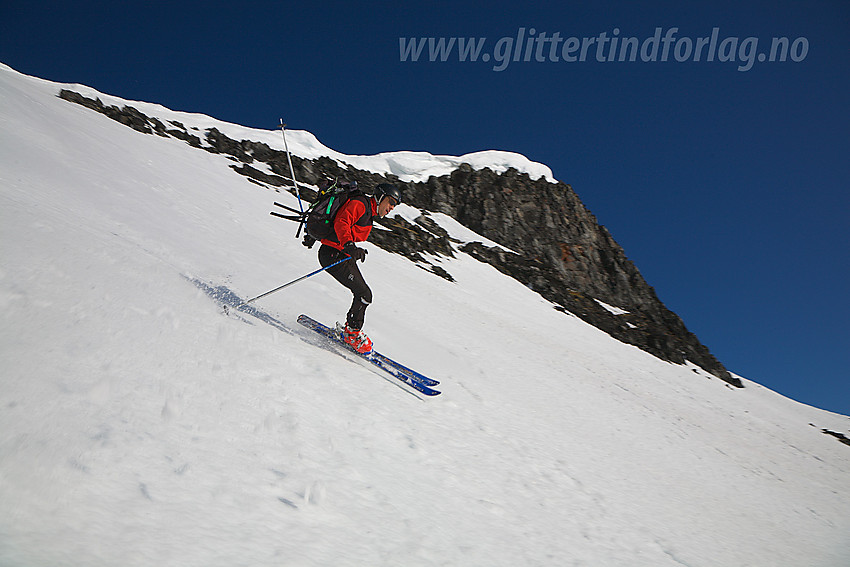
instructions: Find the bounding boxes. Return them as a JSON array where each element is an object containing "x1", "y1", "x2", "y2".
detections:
[{"x1": 304, "y1": 178, "x2": 366, "y2": 241}]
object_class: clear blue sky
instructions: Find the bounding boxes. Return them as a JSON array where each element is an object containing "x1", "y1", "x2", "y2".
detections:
[{"x1": 3, "y1": 1, "x2": 848, "y2": 415}]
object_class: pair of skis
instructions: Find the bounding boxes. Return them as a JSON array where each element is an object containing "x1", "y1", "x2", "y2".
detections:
[{"x1": 297, "y1": 314, "x2": 441, "y2": 396}]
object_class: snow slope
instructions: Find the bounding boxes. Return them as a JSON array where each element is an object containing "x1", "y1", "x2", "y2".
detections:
[{"x1": 1, "y1": 64, "x2": 849, "y2": 567}]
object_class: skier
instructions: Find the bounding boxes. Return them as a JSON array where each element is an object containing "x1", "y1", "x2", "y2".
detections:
[{"x1": 317, "y1": 183, "x2": 402, "y2": 354}]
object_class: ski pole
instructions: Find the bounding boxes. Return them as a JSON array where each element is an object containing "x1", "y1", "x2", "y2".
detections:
[
  {"x1": 233, "y1": 256, "x2": 351, "y2": 310},
  {"x1": 279, "y1": 120, "x2": 305, "y2": 237}
]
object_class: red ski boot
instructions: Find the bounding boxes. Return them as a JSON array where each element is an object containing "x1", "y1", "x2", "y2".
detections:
[{"x1": 342, "y1": 324, "x2": 373, "y2": 355}]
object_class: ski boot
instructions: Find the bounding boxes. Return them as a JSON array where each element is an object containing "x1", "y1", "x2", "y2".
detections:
[{"x1": 337, "y1": 323, "x2": 373, "y2": 355}]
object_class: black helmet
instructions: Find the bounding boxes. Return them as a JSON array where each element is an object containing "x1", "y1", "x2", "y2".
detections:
[{"x1": 374, "y1": 183, "x2": 402, "y2": 206}]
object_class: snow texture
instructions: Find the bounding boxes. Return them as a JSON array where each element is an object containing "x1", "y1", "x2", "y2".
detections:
[{"x1": 1, "y1": 63, "x2": 849, "y2": 567}]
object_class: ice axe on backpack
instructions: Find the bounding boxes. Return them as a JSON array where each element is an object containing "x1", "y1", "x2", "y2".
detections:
[
  {"x1": 270, "y1": 201, "x2": 307, "y2": 223},
  {"x1": 269, "y1": 201, "x2": 316, "y2": 247}
]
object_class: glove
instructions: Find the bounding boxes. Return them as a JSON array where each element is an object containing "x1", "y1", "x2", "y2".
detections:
[
  {"x1": 302, "y1": 234, "x2": 316, "y2": 249},
  {"x1": 343, "y1": 242, "x2": 367, "y2": 262}
]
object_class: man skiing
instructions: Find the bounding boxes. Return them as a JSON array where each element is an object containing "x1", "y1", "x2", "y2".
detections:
[{"x1": 317, "y1": 183, "x2": 402, "y2": 354}]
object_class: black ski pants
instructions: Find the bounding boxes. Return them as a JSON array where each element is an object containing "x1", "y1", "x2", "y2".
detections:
[{"x1": 318, "y1": 244, "x2": 372, "y2": 330}]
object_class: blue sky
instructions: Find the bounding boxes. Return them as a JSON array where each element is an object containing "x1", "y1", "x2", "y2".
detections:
[{"x1": 2, "y1": 1, "x2": 848, "y2": 415}]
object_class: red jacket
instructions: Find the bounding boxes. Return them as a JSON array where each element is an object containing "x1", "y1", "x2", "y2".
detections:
[{"x1": 321, "y1": 195, "x2": 376, "y2": 251}]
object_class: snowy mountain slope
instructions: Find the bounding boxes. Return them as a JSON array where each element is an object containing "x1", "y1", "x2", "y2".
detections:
[{"x1": 1, "y1": 64, "x2": 849, "y2": 567}]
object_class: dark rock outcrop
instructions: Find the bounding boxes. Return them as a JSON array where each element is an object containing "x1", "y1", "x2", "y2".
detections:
[{"x1": 57, "y1": 89, "x2": 740, "y2": 386}]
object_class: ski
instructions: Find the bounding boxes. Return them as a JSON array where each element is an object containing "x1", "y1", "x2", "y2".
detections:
[
  {"x1": 370, "y1": 352, "x2": 439, "y2": 387},
  {"x1": 297, "y1": 314, "x2": 441, "y2": 396}
]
